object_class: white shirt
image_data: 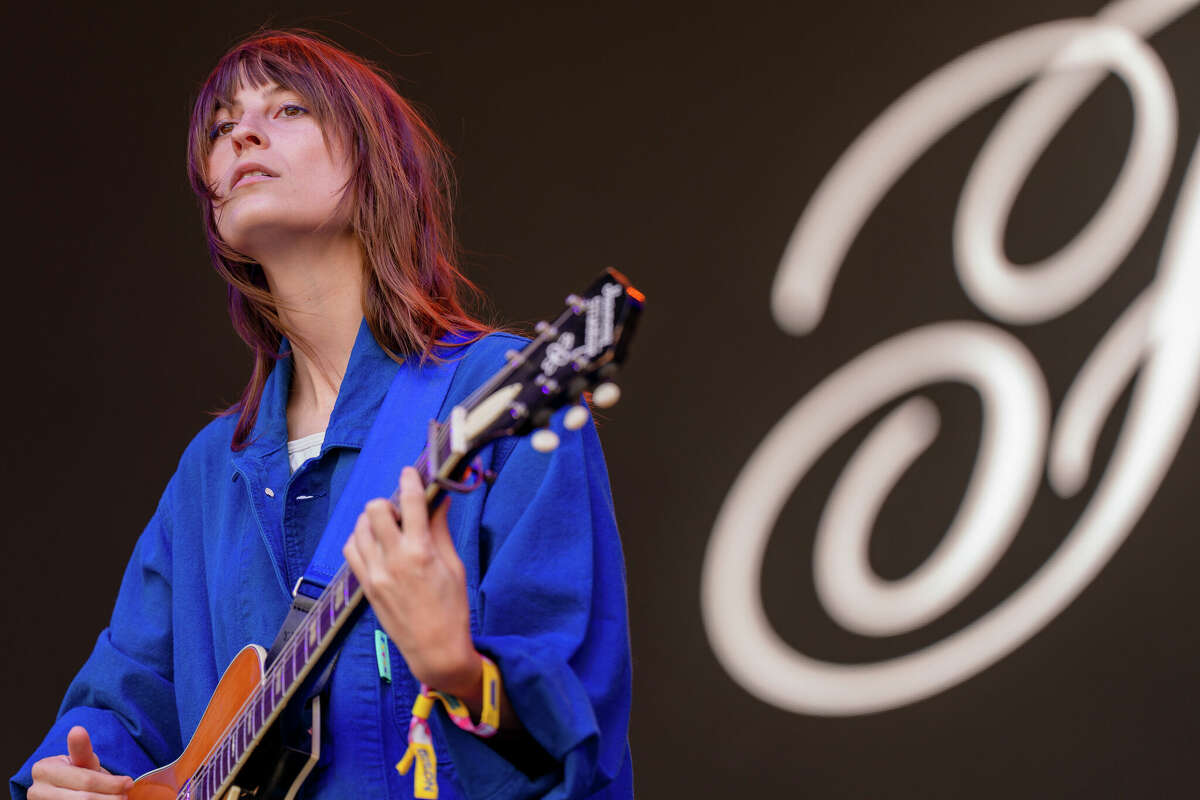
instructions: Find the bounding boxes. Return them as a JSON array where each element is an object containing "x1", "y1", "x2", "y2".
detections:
[{"x1": 287, "y1": 430, "x2": 326, "y2": 473}]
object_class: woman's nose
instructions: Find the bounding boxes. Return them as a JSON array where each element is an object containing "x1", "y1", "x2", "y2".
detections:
[{"x1": 232, "y1": 120, "x2": 268, "y2": 154}]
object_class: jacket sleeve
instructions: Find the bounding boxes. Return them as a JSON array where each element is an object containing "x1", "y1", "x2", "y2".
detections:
[
  {"x1": 10, "y1": 491, "x2": 183, "y2": 799},
  {"x1": 437, "y1": 410, "x2": 633, "y2": 800}
]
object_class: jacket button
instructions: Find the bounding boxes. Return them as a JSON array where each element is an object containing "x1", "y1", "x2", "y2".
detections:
[{"x1": 265, "y1": 487, "x2": 275, "y2": 497}]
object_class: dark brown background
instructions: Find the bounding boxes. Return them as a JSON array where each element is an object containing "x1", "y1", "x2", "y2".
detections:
[{"x1": 5, "y1": 1, "x2": 1199, "y2": 796}]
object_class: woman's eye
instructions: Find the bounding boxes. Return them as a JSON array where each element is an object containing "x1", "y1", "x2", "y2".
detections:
[
  {"x1": 279, "y1": 104, "x2": 308, "y2": 118},
  {"x1": 209, "y1": 120, "x2": 236, "y2": 140}
]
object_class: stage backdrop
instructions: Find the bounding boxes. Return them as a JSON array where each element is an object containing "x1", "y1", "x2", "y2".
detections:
[{"x1": 5, "y1": 0, "x2": 1199, "y2": 796}]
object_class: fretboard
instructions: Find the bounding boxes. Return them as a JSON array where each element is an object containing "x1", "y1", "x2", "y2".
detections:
[{"x1": 180, "y1": 560, "x2": 366, "y2": 800}]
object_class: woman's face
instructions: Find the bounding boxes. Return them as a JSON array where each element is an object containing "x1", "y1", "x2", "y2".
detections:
[{"x1": 206, "y1": 82, "x2": 352, "y2": 259}]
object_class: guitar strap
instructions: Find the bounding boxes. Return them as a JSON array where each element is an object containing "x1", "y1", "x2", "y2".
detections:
[{"x1": 265, "y1": 348, "x2": 467, "y2": 669}]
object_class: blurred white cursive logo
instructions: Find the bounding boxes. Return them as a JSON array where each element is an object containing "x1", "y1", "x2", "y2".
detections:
[{"x1": 702, "y1": 0, "x2": 1200, "y2": 716}]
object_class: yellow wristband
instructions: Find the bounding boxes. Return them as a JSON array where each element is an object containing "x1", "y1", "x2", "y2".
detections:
[
  {"x1": 398, "y1": 655, "x2": 503, "y2": 798},
  {"x1": 430, "y1": 654, "x2": 501, "y2": 737}
]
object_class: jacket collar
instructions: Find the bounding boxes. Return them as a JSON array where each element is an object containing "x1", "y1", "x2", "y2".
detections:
[{"x1": 233, "y1": 318, "x2": 405, "y2": 465}]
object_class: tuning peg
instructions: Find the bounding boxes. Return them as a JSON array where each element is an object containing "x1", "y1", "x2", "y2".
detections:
[
  {"x1": 531, "y1": 428, "x2": 560, "y2": 453},
  {"x1": 564, "y1": 404, "x2": 589, "y2": 431},
  {"x1": 592, "y1": 382, "x2": 621, "y2": 409}
]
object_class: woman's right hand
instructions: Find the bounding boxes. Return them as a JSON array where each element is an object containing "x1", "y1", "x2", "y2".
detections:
[{"x1": 28, "y1": 726, "x2": 134, "y2": 799}]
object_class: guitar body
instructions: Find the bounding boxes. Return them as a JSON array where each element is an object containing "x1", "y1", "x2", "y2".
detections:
[{"x1": 130, "y1": 644, "x2": 321, "y2": 800}]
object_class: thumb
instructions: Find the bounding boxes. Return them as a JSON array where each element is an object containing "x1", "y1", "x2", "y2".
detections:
[{"x1": 67, "y1": 725, "x2": 102, "y2": 771}]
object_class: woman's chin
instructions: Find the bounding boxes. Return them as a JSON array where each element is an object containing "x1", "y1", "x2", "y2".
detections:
[
  {"x1": 217, "y1": 205, "x2": 345, "y2": 259},
  {"x1": 218, "y1": 217, "x2": 296, "y2": 258}
]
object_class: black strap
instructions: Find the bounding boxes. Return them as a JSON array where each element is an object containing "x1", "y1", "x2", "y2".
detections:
[{"x1": 265, "y1": 581, "x2": 321, "y2": 670}]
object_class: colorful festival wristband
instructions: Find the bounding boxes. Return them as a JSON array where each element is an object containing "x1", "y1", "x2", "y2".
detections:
[
  {"x1": 429, "y1": 655, "x2": 501, "y2": 737},
  {"x1": 396, "y1": 655, "x2": 503, "y2": 799}
]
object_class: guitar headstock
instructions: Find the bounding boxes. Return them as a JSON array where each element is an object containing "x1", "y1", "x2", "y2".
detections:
[{"x1": 429, "y1": 268, "x2": 643, "y2": 479}]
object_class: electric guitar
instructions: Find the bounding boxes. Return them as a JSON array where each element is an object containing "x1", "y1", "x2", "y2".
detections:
[{"x1": 127, "y1": 268, "x2": 644, "y2": 799}]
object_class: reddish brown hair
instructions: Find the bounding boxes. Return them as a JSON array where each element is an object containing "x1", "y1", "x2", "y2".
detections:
[{"x1": 186, "y1": 29, "x2": 490, "y2": 449}]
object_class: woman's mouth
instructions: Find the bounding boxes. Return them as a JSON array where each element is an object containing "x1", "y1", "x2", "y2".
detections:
[{"x1": 233, "y1": 170, "x2": 276, "y2": 190}]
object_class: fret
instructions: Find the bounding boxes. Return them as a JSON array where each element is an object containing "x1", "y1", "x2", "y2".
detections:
[{"x1": 314, "y1": 610, "x2": 326, "y2": 641}]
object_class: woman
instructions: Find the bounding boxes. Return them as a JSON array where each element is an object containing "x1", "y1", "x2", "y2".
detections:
[{"x1": 12, "y1": 30, "x2": 632, "y2": 800}]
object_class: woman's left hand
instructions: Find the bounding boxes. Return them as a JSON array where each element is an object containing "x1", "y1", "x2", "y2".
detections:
[{"x1": 343, "y1": 466, "x2": 482, "y2": 697}]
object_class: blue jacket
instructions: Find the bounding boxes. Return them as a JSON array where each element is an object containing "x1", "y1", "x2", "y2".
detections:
[{"x1": 11, "y1": 323, "x2": 634, "y2": 799}]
